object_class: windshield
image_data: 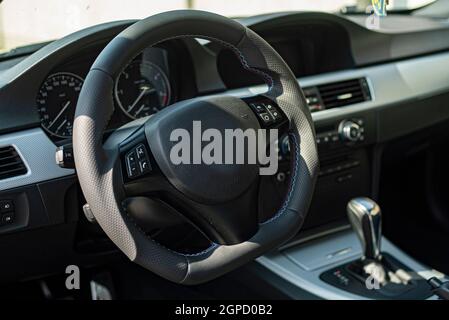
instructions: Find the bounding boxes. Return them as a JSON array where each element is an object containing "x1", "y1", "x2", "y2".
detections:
[{"x1": 0, "y1": 0, "x2": 435, "y2": 53}]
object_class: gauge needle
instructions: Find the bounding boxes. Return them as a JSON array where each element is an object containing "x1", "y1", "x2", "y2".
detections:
[
  {"x1": 135, "y1": 104, "x2": 146, "y2": 116},
  {"x1": 49, "y1": 100, "x2": 71, "y2": 128},
  {"x1": 128, "y1": 87, "x2": 150, "y2": 113},
  {"x1": 56, "y1": 119, "x2": 67, "y2": 132}
]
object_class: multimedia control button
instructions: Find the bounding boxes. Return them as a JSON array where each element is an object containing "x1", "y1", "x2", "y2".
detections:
[
  {"x1": 265, "y1": 104, "x2": 283, "y2": 122},
  {"x1": 269, "y1": 109, "x2": 282, "y2": 121},
  {"x1": 250, "y1": 103, "x2": 266, "y2": 113},
  {"x1": 265, "y1": 104, "x2": 275, "y2": 112},
  {"x1": 246, "y1": 98, "x2": 284, "y2": 126},
  {"x1": 258, "y1": 112, "x2": 273, "y2": 125}
]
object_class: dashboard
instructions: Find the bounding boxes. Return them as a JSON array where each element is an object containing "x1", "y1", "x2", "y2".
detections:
[
  {"x1": 1, "y1": 11, "x2": 449, "y2": 283},
  {"x1": 0, "y1": 12, "x2": 448, "y2": 141},
  {"x1": 22, "y1": 11, "x2": 449, "y2": 144}
]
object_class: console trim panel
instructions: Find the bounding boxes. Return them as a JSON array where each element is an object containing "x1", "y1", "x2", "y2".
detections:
[
  {"x1": 257, "y1": 230, "x2": 446, "y2": 300},
  {"x1": 0, "y1": 128, "x2": 74, "y2": 191}
]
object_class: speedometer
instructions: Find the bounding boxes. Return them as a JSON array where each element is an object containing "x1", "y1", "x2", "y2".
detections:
[
  {"x1": 36, "y1": 72, "x2": 84, "y2": 138},
  {"x1": 115, "y1": 60, "x2": 171, "y2": 119}
]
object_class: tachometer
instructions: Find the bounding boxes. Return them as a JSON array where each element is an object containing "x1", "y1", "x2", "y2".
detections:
[
  {"x1": 36, "y1": 72, "x2": 84, "y2": 138},
  {"x1": 115, "y1": 60, "x2": 171, "y2": 119}
]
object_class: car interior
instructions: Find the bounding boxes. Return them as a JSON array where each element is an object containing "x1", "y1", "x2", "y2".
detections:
[{"x1": 1, "y1": 0, "x2": 449, "y2": 301}]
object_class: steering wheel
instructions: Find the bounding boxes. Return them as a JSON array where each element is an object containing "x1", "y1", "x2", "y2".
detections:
[{"x1": 73, "y1": 10, "x2": 318, "y2": 285}]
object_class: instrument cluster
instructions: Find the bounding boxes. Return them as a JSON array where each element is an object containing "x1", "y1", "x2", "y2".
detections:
[{"x1": 36, "y1": 47, "x2": 172, "y2": 139}]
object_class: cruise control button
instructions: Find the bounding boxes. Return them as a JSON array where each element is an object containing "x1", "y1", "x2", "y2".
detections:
[
  {"x1": 126, "y1": 151, "x2": 139, "y2": 178},
  {"x1": 0, "y1": 200, "x2": 14, "y2": 213},
  {"x1": 1, "y1": 212, "x2": 14, "y2": 225},
  {"x1": 139, "y1": 158, "x2": 151, "y2": 174}
]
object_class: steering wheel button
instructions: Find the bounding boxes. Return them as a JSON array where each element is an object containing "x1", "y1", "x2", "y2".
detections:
[
  {"x1": 265, "y1": 104, "x2": 274, "y2": 111},
  {"x1": 270, "y1": 110, "x2": 282, "y2": 121},
  {"x1": 1, "y1": 212, "x2": 14, "y2": 225},
  {"x1": 0, "y1": 200, "x2": 14, "y2": 213},
  {"x1": 250, "y1": 103, "x2": 266, "y2": 113},
  {"x1": 258, "y1": 112, "x2": 273, "y2": 125},
  {"x1": 126, "y1": 151, "x2": 139, "y2": 178},
  {"x1": 135, "y1": 144, "x2": 147, "y2": 159},
  {"x1": 139, "y1": 159, "x2": 151, "y2": 174},
  {"x1": 127, "y1": 152, "x2": 136, "y2": 162}
]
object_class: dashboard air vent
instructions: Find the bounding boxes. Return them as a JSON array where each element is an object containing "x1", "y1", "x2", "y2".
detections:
[
  {"x1": 0, "y1": 146, "x2": 27, "y2": 180},
  {"x1": 317, "y1": 78, "x2": 371, "y2": 110}
]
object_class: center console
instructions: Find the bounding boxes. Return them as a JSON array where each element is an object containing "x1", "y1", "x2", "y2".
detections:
[
  {"x1": 257, "y1": 230, "x2": 446, "y2": 299},
  {"x1": 305, "y1": 113, "x2": 375, "y2": 230},
  {"x1": 256, "y1": 197, "x2": 447, "y2": 300},
  {"x1": 319, "y1": 198, "x2": 433, "y2": 299}
]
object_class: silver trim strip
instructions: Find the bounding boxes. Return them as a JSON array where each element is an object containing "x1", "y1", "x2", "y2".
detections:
[
  {"x1": 226, "y1": 51, "x2": 449, "y2": 122},
  {"x1": 279, "y1": 224, "x2": 351, "y2": 250},
  {"x1": 0, "y1": 128, "x2": 74, "y2": 191}
]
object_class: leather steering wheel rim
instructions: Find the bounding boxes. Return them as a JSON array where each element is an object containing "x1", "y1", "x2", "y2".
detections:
[{"x1": 73, "y1": 10, "x2": 319, "y2": 285}]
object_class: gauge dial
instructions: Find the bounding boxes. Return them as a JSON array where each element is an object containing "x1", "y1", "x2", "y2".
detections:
[
  {"x1": 115, "y1": 60, "x2": 171, "y2": 119},
  {"x1": 36, "y1": 72, "x2": 84, "y2": 138}
]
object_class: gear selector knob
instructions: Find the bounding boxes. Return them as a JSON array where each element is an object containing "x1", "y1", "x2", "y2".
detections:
[{"x1": 347, "y1": 197, "x2": 382, "y2": 261}]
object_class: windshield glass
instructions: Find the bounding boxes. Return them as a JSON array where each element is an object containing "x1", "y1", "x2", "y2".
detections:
[{"x1": 0, "y1": 0, "x2": 435, "y2": 53}]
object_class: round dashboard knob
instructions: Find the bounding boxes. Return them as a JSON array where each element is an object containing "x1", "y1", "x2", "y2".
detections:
[{"x1": 339, "y1": 120, "x2": 361, "y2": 142}]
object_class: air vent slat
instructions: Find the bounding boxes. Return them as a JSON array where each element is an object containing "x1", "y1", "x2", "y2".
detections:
[
  {"x1": 319, "y1": 85, "x2": 364, "y2": 97},
  {"x1": 322, "y1": 92, "x2": 364, "y2": 105},
  {"x1": 0, "y1": 167, "x2": 26, "y2": 176},
  {"x1": 322, "y1": 90, "x2": 364, "y2": 100},
  {"x1": 0, "y1": 160, "x2": 25, "y2": 169},
  {"x1": 317, "y1": 78, "x2": 371, "y2": 110},
  {"x1": 323, "y1": 97, "x2": 365, "y2": 109},
  {"x1": 0, "y1": 146, "x2": 27, "y2": 180},
  {"x1": 317, "y1": 80, "x2": 360, "y2": 92},
  {"x1": 0, "y1": 149, "x2": 13, "y2": 156},
  {"x1": 0, "y1": 154, "x2": 16, "y2": 162}
]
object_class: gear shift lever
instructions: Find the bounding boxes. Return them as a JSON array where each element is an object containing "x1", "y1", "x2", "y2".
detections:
[
  {"x1": 321, "y1": 197, "x2": 428, "y2": 296},
  {"x1": 347, "y1": 197, "x2": 382, "y2": 261}
]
